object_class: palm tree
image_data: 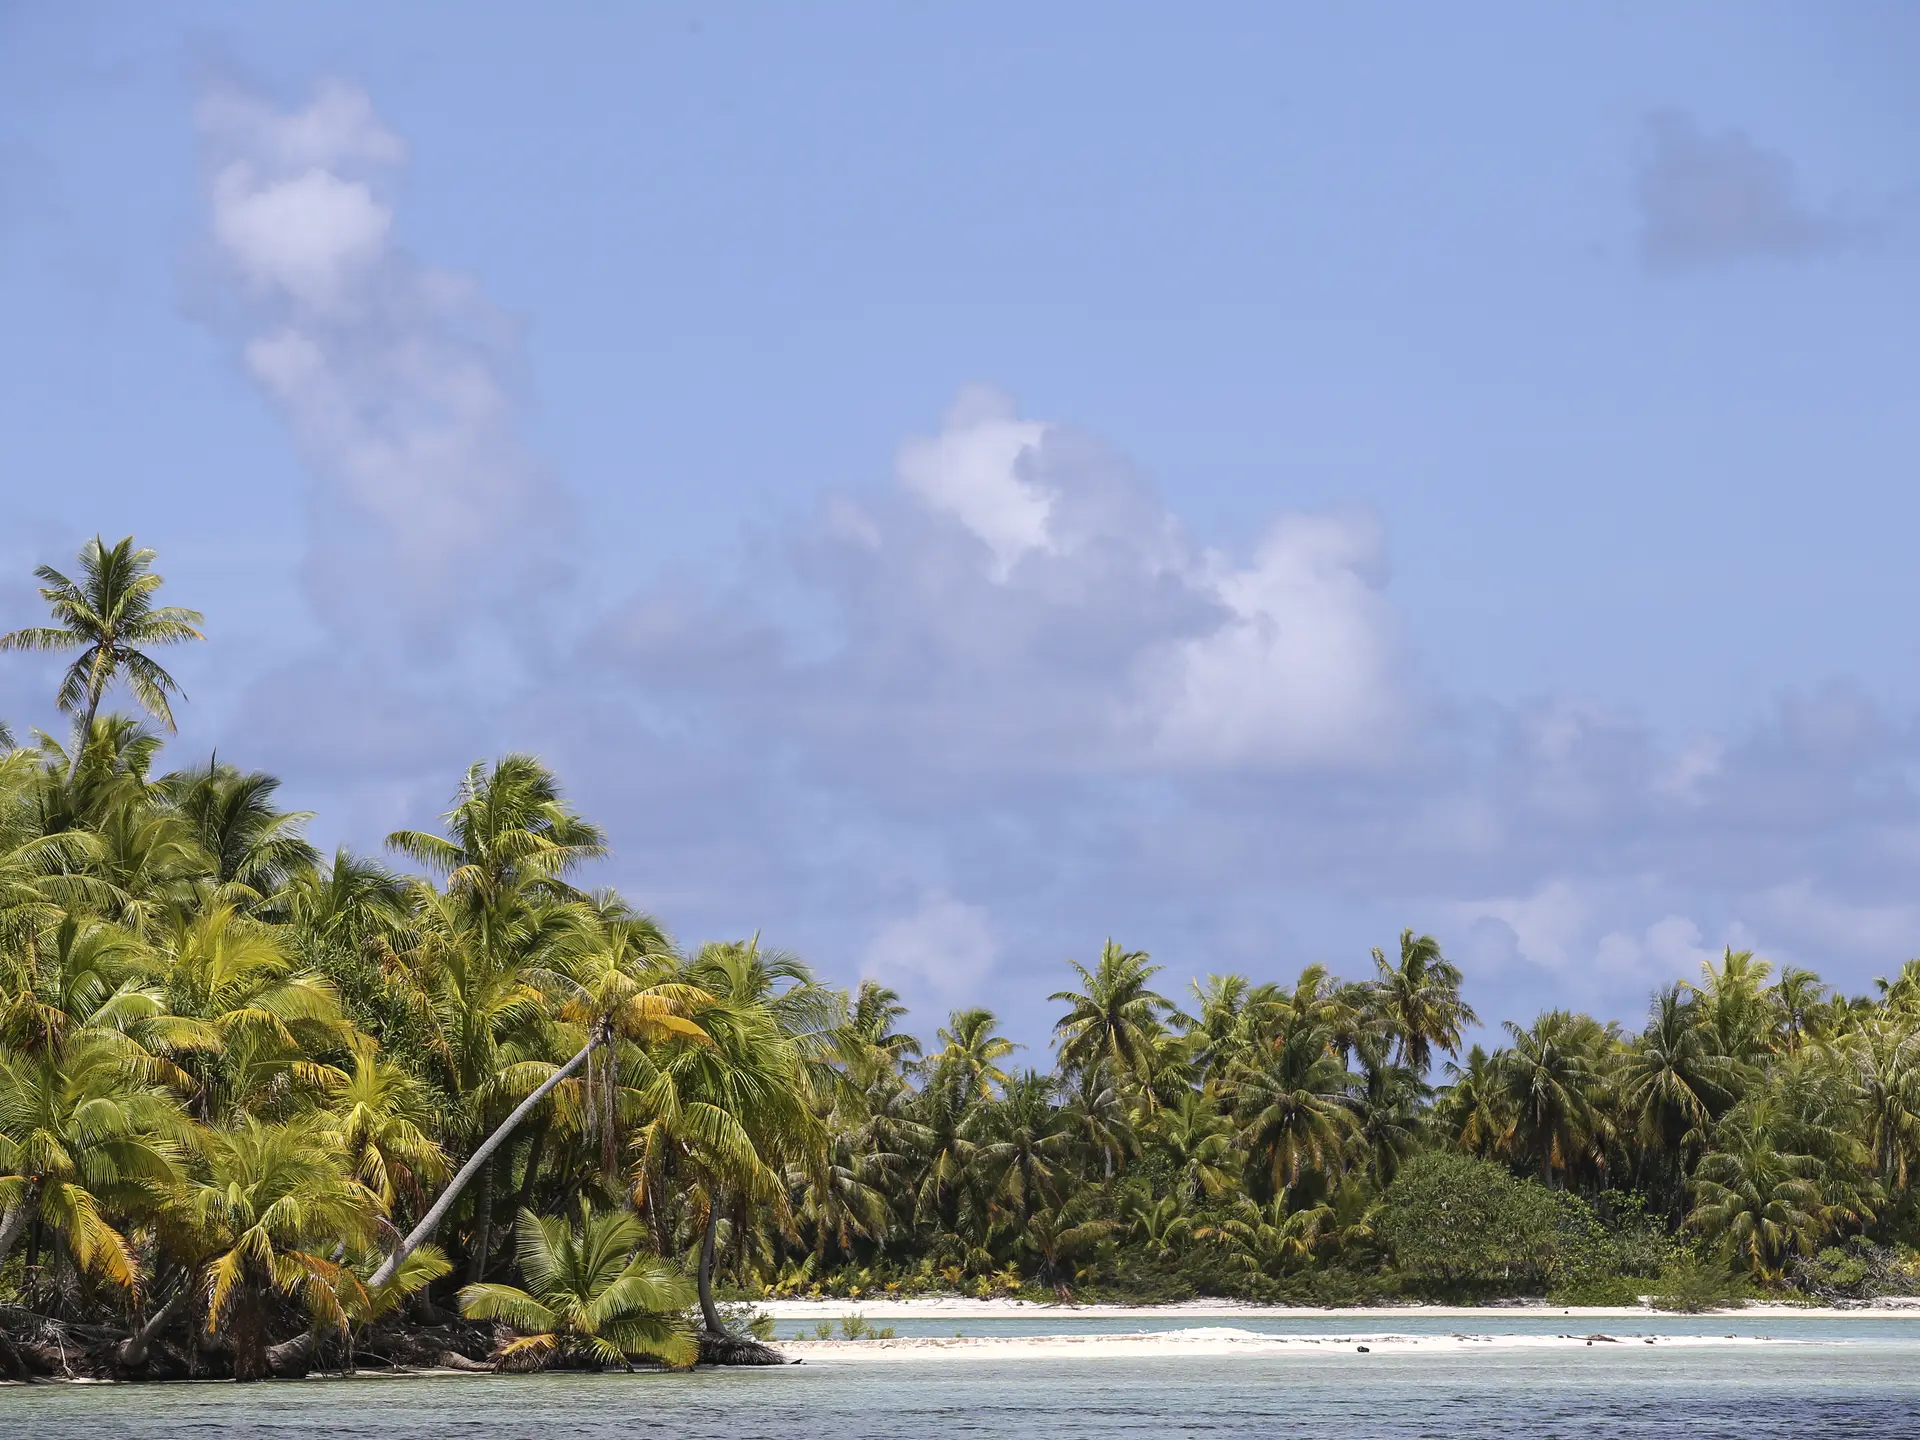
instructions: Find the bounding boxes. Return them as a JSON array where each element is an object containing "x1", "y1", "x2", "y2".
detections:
[
  {"x1": 0, "y1": 535, "x2": 204, "y2": 737},
  {"x1": 458, "y1": 1203, "x2": 696, "y2": 1370},
  {"x1": 925, "y1": 1007, "x2": 1017, "y2": 1109},
  {"x1": 1843, "y1": 1019, "x2": 1920, "y2": 1191},
  {"x1": 1688, "y1": 948, "x2": 1776, "y2": 1067},
  {"x1": 1435, "y1": 1044, "x2": 1508, "y2": 1159},
  {"x1": 1689, "y1": 1113, "x2": 1826, "y2": 1280},
  {"x1": 1051, "y1": 940, "x2": 1172, "y2": 1093},
  {"x1": 1348, "y1": 1044, "x2": 1429, "y2": 1187},
  {"x1": 0, "y1": 1038, "x2": 183, "y2": 1287},
  {"x1": 1369, "y1": 929, "x2": 1478, "y2": 1073},
  {"x1": 967, "y1": 1070, "x2": 1074, "y2": 1225},
  {"x1": 319, "y1": 1041, "x2": 450, "y2": 1213},
  {"x1": 176, "y1": 1115, "x2": 378, "y2": 1380},
  {"x1": 630, "y1": 940, "x2": 821, "y2": 1346},
  {"x1": 160, "y1": 761, "x2": 319, "y2": 910},
  {"x1": 1620, "y1": 985, "x2": 1735, "y2": 1195},
  {"x1": 1769, "y1": 967, "x2": 1830, "y2": 1056},
  {"x1": 1232, "y1": 979, "x2": 1356, "y2": 1197},
  {"x1": 386, "y1": 755, "x2": 606, "y2": 1280},
  {"x1": 1495, "y1": 1011, "x2": 1611, "y2": 1188}
]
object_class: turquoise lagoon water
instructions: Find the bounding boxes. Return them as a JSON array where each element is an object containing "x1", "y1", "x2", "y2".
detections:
[{"x1": 8, "y1": 1334, "x2": 1920, "y2": 1439}]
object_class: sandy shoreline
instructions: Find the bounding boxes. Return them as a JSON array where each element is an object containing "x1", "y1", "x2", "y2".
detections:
[
  {"x1": 755, "y1": 1295, "x2": 1920, "y2": 1321},
  {"x1": 778, "y1": 1328, "x2": 1799, "y2": 1363}
]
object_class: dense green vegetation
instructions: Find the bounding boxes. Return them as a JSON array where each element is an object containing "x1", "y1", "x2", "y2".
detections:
[{"x1": 4, "y1": 537, "x2": 1920, "y2": 1378}]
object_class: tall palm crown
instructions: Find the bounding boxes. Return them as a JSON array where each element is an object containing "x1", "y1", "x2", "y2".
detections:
[
  {"x1": 1369, "y1": 929, "x2": 1478, "y2": 1074},
  {"x1": 0, "y1": 536, "x2": 204, "y2": 736},
  {"x1": 1051, "y1": 939, "x2": 1173, "y2": 1093}
]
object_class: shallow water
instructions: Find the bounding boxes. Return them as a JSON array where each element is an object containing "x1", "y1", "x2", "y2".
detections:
[{"x1": 10, "y1": 1344, "x2": 1920, "y2": 1439}]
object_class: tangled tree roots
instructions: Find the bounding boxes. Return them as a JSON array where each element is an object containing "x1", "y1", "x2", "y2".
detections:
[{"x1": 697, "y1": 1329, "x2": 788, "y2": 1366}]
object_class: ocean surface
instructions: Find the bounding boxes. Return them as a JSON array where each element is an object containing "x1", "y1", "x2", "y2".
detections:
[{"x1": 9, "y1": 1329, "x2": 1920, "y2": 1440}]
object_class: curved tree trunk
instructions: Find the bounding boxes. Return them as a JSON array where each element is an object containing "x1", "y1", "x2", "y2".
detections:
[
  {"x1": 692, "y1": 1203, "x2": 785, "y2": 1366},
  {"x1": 697, "y1": 1205, "x2": 727, "y2": 1337},
  {"x1": 116, "y1": 1283, "x2": 192, "y2": 1369},
  {"x1": 369, "y1": 1030, "x2": 601, "y2": 1291},
  {"x1": 0, "y1": 1193, "x2": 34, "y2": 1268}
]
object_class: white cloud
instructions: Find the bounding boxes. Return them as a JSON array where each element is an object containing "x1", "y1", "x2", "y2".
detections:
[
  {"x1": 897, "y1": 386, "x2": 1053, "y2": 579},
  {"x1": 1450, "y1": 880, "x2": 1594, "y2": 974},
  {"x1": 211, "y1": 165, "x2": 390, "y2": 312},
  {"x1": 1145, "y1": 512, "x2": 1401, "y2": 769},
  {"x1": 197, "y1": 80, "x2": 558, "y2": 639},
  {"x1": 862, "y1": 892, "x2": 1001, "y2": 1007}
]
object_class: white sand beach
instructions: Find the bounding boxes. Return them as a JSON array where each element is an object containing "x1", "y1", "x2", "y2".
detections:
[
  {"x1": 777, "y1": 1327, "x2": 1795, "y2": 1363},
  {"x1": 755, "y1": 1295, "x2": 1920, "y2": 1322}
]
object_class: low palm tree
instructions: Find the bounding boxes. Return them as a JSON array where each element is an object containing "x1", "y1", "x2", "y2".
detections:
[
  {"x1": 458, "y1": 1204, "x2": 696, "y2": 1370},
  {"x1": 0, "y1": 535, "x2": 205, "y2": 738},
  {"x1": 1689, "y1": 1115, "x2": 1825, "y2": 1280},
  {"x1": 0, "y1": 1038, "x2": 183, "y2": 1286},
  {"x1": 178, "y1": 1115, "x2": 379, "y2": 1381}
]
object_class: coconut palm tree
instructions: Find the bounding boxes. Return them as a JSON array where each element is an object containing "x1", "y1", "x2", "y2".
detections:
[
  {"x1": 925, "y1": 1007, "x2": 1017, "y2": 1110},
  {"x1": 1435, "y1": 1044, "x2": 1508, "y2": 1159},
  {"x1": 1368, "y1": 929, "x2": 1478, "y2": 1073},
  {"x1": 160, "y1": 761, "x2": 318, "y2": 910},
  {"x1": 176, "y1": 1115, "x2": 379, "y2": 1381},
  {"x1": 1689, "y1": 1113, "x2": 1826, "y2": 1280},
  {"x1": 1620, "y1": 985, "x2": 1736, "y2": 1195},
  {"x1": 630, "y1": 941, "x2": 821, "y2": 1345},
  {"x1": 319, "y1": 1041, "x2": 450, "y2": 1213},
  {"x1": 1232, "y1": 987, "x2": 1355, "y2": 1196},
  {"x1": 1050, "y1": 940, "x2": 1172, "y2": 1094},
  {"x1": 967, "y1": 1070, "x2": 1074, "y2": 1225},
  {"x1": 0, "y1": 535, "x2": 204, "y2": 737},
  {"x1": 1496, "y1": 1011, "x2": 1611, "y2": 1188},
  {"x1": 457, "y1": 1203, "x2": 696, "y2": 1370},
  {"x1": 0, "y1": 1037, "x2": 183, "y2": 1287}
]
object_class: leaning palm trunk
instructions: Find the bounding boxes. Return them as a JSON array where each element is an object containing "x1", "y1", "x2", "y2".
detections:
[
  {"x1": 369, "y1": 1026, "x2": 605, "y2": 1291},
  {"x1": 0, "y1": 1196, "x2": 33, "y2": 1267},
  {"x1": 115, "y1": 1283, "x2": 192, "y2": 1369},
  {"x1": 693, "y1": 1206, "x2": 783, "y2": 1366}
]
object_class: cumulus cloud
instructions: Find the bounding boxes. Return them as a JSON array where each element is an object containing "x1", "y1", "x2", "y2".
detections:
[
  {"x1": 896, "y1": 387, "x2": 1054, "y2": 580},
  {"x1": 173, "y1": 78, "x2": 1920, "y2": 1046},
  {"x1": 1636, "y1": 110, "x2": 1853, "y2": 273},
  {"x1": 627, "y1": 387, "x2": 1408, "y2": 780},
  {"x1": 197, "y1": 80, "x2": 562, "y2": 640},
  {"x1": 1145, "y1": 513, "x2": 1401, "y2": 769}
]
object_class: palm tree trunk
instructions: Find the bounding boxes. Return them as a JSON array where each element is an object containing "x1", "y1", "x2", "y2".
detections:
[
  {"x1": 697, "y1": 1205, "x2": 727, "y2": 1337},
  {"x1": 368, "y1": 1028, "x2": 602, "y2": 1291},
  {"x1": 467, "y1": 1149, "x2": 496, "y2": 1285},
  {"x1": 231, "y1": 1289, "x2": 268, "y2": 1383},
  {"x1": 512, "y1": 1114, "x2": 551, "y2": 1219},
  {"x1": 0, "y1": 1193, "x2": 34, "y2": 1267},
  {"x1": 117, "y1": 1284, "x2": 191, "y2": 1369}
]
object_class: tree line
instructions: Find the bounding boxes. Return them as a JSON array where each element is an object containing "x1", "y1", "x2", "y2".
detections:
[{"x1": 4, "y1": 537, "x2": 1920, "y2": 1378}]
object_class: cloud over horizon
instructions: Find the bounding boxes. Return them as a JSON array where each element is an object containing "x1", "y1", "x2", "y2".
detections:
[{"x1": 150, "y1": 79, "x2": 1920, "y2": 1044}]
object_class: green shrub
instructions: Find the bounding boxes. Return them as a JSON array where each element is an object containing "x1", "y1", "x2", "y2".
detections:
[
  {"x1": 1377, "y1": 1152, "x2": 1563, "y2": 1294},
  {"x1": 1646, "y1": 1250, "x2": 1751, "y2": 1312}
]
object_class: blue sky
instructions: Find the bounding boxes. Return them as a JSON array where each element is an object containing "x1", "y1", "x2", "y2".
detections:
[{"x1": 3, "y1": 3, "x2": 1918, "y2": 1049}]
